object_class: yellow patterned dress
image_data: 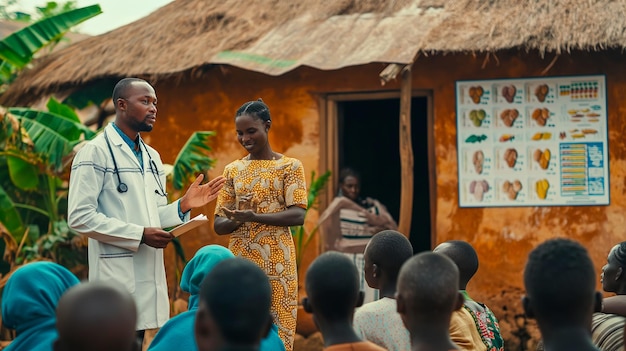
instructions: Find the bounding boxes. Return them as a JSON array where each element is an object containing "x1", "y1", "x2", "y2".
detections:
[{"x1": 214, "y1": 155, "x2": 307, "y2": 351}]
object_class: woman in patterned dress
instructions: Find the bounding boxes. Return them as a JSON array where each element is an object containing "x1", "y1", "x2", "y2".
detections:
[{"x1": 214, "y1": 99, "x2": 307, "y2": 351}]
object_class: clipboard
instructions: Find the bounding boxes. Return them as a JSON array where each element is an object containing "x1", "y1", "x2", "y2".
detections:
[{"x1": 169, "y1": 214, "x2": 209, "y2": 237}]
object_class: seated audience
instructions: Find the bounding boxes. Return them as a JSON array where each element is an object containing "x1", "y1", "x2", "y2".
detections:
[
  {"x1": 2, "y1": 261, "x2": 80, "y2": 351},
  {"x1": 54, "y1": 281, "x2": 138, "y2": 351},
  {"x1": 149, "y1": 244, "x2": 284, "y2": 351},
  {"x1": 523, "y1": 238, "x2": 601, "y2": 351},
  {"x1": 194, "y1": 258, "x2": 274, "y2": 351},
  {"x1": 433, "y1": 240, "x2": 504, "y2": 351},
  {"x1": 353, "y1": 230, "x2": 413, "y2": 351},
  {"x1": 396, "y1": 252, "x2": 462, "y2": 351},
  {"x1": 304, "y1": 251, "x2": 385, "y2": 351}
]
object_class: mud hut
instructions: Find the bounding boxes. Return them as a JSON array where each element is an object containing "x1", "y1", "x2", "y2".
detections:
[{"x1": 4, "y1": 0, "x2": 626, "y2": 348}]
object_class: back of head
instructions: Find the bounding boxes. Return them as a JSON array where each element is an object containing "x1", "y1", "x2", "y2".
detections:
[
  {"x1": 397, "y1": 252, "x2": 460, "y2": 324},
  {"x1": 235, "y1": 99, "x2": 271, "y2": 122},
  {"x1": 2, "y1": 261, "x2": 79, "y2": 331},
  {"x1": 433, "y1": 240, "x2": 479, "y2": 289},
  {"x1": 365, "y1": 230, "x2": 413, "y2": 281},
  {"x1": 55, "y1": 281, "x2": 137, "y2": 351},
  {"x1": 523, "y1": 238, "x2": 597, "y2": 326},
  {"x1": 305, "y1": 252, "x2": 360, "y2": 321},
  {"x1": 198, "y1": 258, "x2": 271, "y2": 346},
  {"x1": 180, "y1": 245, "x2": 234, "y2": 310}
]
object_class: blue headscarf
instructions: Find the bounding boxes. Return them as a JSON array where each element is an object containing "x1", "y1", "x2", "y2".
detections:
[
  {"x1": 149, "y1": 245, "x2": 285, "y2": 351},
  {"x1": 2, "y1": 261, "x2": 80, "y2": 351}
]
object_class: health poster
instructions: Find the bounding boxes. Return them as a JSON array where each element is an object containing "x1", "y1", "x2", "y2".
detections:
[{"x1": 456, "y1": 75, "x2": 609, "y2": 207}]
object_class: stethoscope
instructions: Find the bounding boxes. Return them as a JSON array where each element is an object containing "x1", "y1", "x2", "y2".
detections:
[{"x1": 103, "y1": 130, "x2": 167, "y2": 197}]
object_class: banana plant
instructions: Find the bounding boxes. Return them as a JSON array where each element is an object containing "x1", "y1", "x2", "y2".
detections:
[
  {"x1": 0, "y1": 4, "x2": 102, "y2": 88},
  {"x1": 0, "y1": 98, "x2": 97, "y2": 273}
]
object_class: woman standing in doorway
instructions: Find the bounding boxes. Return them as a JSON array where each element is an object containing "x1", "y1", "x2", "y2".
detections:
[
  {"x1": 318, "y1": 167, "x2": 398, "y2": 303},
  {"x1": 214, "y1": 99, "x2": 307, "y2": 351}
]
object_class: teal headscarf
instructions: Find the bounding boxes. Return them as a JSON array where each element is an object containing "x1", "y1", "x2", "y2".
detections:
[
  {"x1": 2, "y1": 261, "x2": 80, "y2": 351},
  {"x1": 181, "y1": 245, "x2": 235, "y2": 310}
]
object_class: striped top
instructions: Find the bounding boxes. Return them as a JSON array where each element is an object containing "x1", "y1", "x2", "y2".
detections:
[{"x1": 591, "y1": 312, "x2": 625, "y2": 351}]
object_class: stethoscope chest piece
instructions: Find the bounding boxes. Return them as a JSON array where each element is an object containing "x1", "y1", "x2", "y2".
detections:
[{"x1": 117, "y1": 183, "x2": 128, "y2": 193}]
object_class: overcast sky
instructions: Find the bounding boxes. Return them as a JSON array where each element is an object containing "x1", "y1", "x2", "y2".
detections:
[{"x1": 14, "y1": 0, "x2": 175, "y2": 35}]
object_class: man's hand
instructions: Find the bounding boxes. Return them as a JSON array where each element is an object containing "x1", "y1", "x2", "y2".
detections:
[
  {"x1": 180, "y1": 174, "x2": 227, "y2": 212},
  {"x1": 142, "y1": 227, "x2": 174, "y2": 248}
]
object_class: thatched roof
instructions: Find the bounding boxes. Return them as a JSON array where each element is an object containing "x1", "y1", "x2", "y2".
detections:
[{"x1": 3, "y1": 0, "x2": 626, "y2": 105}]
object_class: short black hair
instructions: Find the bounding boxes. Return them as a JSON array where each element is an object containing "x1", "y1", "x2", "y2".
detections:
[
  {"x1": 55, "y1": 281, "x2": 137, "y2": 351},
  {"x1": 524, "y1": 238, "x2": 596, "y2": 324},
  {"x1": 199, "y1": 258, "x2": 271, "y2": 344},
  {"x1": 365, "y1": 230, "x2": 413, "y2": 280},
  {"x1": 433, "y1": 240, "x2": 479, "y2": 288},
  {"x1": 235, "y1": 99, "x2": 271, "y2": 122},
  {"x1": 112, "y1": 78, "x2": 147, "y2": 103},
  {"x1": 338, "y1": 167, "x2": 360, "y2": 184},
  {"x1": 305, "y1": 252, "x2": 360, "y2": 320},
  {"x1": 397, "y1": 252, "x2": 459, "y2": 315}
]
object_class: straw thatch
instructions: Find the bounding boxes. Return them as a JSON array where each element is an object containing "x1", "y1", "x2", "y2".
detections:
[{"x1": 3, "y1": 0, "x2": 626, "y2": 105}]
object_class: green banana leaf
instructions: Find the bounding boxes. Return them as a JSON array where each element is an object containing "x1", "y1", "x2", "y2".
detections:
[
  {"x1": 14, "y1": 117, "x2": 72, "y2": 171},
  {"x1": 7, "y1": 155, "x2": 38, "y2": 190},
  {"x1": 9, "y1": 107, "x2": 94, "y2": 141},
  {"x1": 0, "y1": 183, "x2": 25, "y2": 237},
  {"x1": 170, "y1": 132, "x2": 216, "y2": 190},
  {"x1": 0, "y1": 5, "x2": 102, "y2": 68},
  {"x1": 46, "y1": 97, "x2": 81, "y2": 123}
]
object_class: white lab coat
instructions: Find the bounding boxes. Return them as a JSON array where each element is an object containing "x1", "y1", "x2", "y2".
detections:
[{"x1": 68, "y1": 123, "x2": 186, "y2": 330}]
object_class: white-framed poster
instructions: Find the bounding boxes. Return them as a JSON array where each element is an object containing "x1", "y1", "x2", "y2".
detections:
[{"x1": 456, "y1": 75, "x2": 609, "y2": 207}]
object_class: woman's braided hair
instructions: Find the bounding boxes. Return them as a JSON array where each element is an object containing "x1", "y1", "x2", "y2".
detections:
[
  {"x1": 613, "y1": 242, "x2": 626, "y2": 266},
  {"x1": 235, "y1": 98, "x2": 271, "y2": 122}
]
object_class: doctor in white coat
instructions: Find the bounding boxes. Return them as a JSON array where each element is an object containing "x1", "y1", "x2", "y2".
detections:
[{"x1": 68, "y1": 78, "x2": 225, "y2": 342}]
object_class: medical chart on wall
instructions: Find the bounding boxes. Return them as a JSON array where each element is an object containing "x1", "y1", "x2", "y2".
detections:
[{"x1": 456, "y1": 75, "x2": 609, "y2": 207}]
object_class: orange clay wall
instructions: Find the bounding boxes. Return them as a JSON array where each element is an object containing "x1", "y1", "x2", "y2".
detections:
[{"x1": 144, "y1": 49, "x2": 625, "y2": 348}]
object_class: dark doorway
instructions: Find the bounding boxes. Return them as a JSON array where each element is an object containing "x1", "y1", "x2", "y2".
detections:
[{"x1": 337, "y1": 97, "x2": 431, "y2": 253}]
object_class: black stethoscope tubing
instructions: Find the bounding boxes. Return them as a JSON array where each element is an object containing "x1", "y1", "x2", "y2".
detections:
[{"x1": 103, "y1": 130, "x2": 167, "y2": 197}]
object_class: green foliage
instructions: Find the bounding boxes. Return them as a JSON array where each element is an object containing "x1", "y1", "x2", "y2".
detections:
[
  {"x1": 63, "y1": 78, "x2": 117, "y2": 109},
  {"x1": 290, "y1": 170, "x2": 331, "y2": 270},
  {"x1": 36, "y1": 1, "x2": 78, "y2": 19},
  {"x1": 170, "y1": 131, "x2": 216, "y2": 190},
  {"x1": 0, "y1": 99, "x2": 94, "y2": 272},
  {"x1": 0, "y1": 0, "x2": 30, "y2": 22},
  {"x1": 9, "y1": 103, "x2": 95, "y2": 171},
  {"x1": 0, "y1": 4, "x2": 102, "y2": 87},
  {"x1": 165, "y1": 132, "x2": 218, "y2": 268},
  {"x1": 0, "y1": 1, "x2": 77, "y2": 22}
]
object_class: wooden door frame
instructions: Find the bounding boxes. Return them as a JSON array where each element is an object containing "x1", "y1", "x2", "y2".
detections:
[{"x1": 317, "y1": 90, "x2": 437, "y2": 248}]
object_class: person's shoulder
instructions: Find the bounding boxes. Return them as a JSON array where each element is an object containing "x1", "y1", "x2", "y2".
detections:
[
  {"x1": 356, "y1": 298, "x2": 395, "y2": 316},
  {"x1": 73, "y1": 136, "x2": 107, "y2": 159},
  {"x1": 224, "y1": 159, "x2": 246, "y2": 171},
  {"x1": 279, "y1": 156, "x2": 303, "y2": 166}
]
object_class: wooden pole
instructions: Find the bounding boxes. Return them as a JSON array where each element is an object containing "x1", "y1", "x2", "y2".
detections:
[{"x1": 398, "y1": 65, "x2": 414, "y2": 238}]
